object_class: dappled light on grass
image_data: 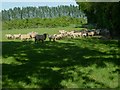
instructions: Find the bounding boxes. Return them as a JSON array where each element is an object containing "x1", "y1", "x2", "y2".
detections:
[
  {"x1": 2, "y1": 37, "x2": 120, "y2": 88},
  {"x1": 61, "y1": 64, "x2": 118, "y2": 88}
]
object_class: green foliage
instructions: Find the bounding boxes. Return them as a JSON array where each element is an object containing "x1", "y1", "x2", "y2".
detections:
[
  {"x1": 1, "y1": 5, "x2": 87, "y2": 30},
  {"x1": 2, "y1": 17, "x2": 87, "y2": 30},
  {"x1": 76, "y1": 2, "x2": 120, "y2": 37}
]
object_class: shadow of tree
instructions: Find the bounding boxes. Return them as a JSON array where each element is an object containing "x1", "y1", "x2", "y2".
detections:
[{"x1": 2, "y1": 39, "x2": 119, "y2": 88}]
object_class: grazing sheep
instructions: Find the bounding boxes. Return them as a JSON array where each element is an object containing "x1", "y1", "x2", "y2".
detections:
[
  {"x1": 28, "y1": 32, "x2": 38, "y2": 38},
  {"x1": 5, "y1": 34, "x2": 14, "y2": 39},
  {"x1": 81, "y1": 31, "x2": 87, "y2": 37},
  {"x1": 31, "y1": 32, "x2": 38, "y2": 38},
  {"x1": 13, "y1": 34, "x2": 21, "y2": 39},
  {"x1": 66, "y1": 31, "x2": 75, "y2": 38},
  {"x1": 55, "y1": 34, "x2": 63, "y2": 40},
  {"x1": 95, "y1": 29, "x2": 101, "y2": 35},
  {"x1": 59, "y1": 30, "x2": 67, "y2": 34},
  {"x1": 35, "y1": 33, "x2": 47, "y2": 43},
  {"x1": 48, "y1": 34, "x2": 56, "y2": 41},
  {"x1": 21, "y1": 34, "x2": 31, "y2": 40},
  {"x1": 87, "y1": 31, "x2": 95, "y2": 36},
  {"x1": 72, "y1": 32, "x2": 82, "y2": 38}
]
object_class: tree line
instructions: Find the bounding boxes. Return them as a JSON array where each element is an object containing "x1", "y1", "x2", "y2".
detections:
[
  {"x1": 76, "y1": 1, "x2": 120, "y2": 37},
  {"x1": 2, "y1": 5, "x2": 87, "y2": 30},
  {"x1": 2, "y1": 5, "x2": 85, "y2": 21}
]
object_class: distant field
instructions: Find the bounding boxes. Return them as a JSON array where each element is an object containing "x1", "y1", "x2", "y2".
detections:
[{"x1": 1, "y1": 28, "x2": 120, "y2": 88}]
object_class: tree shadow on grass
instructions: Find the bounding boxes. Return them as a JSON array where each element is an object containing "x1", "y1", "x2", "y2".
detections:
[{"x1": 2, "y1": 40, "x2": 119, "y2": 88}]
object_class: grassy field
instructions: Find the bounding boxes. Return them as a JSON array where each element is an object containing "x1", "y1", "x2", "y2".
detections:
[{"x1": 1, "y1": 27, "x2": 120, "y2": 88}]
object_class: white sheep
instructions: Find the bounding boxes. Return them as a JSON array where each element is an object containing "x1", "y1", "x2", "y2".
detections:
[
  {"x1": 55, "y1": 34, "x2": 63, "y2": 40},
  {"x1": 81, "y1": 32, "x2": 87, "y2": 37},
  {"x1": 5, "y1": 34, "x2": 14, "y2": 39},
  {"x1": 74, "y1": 32, "x2": 82, "y2": 37},
  {"x1": 28, "y1": 31, "x2": 38, "y2": 38},
  {"x1": 48, "y1": 34, "x2": 56, "y2": 41},
  {"x1": 13, "y1": 34, "x2": 21, "y2": 39},
  {"x1": 87, "y1": 31, "x2": 95, "y2": 36},
  {"x1": 20, "y1": 34, "x2": 31, "y2": 40},
  {"x1": 59, "y1": 30, "x2": 67, "y2": 34}
]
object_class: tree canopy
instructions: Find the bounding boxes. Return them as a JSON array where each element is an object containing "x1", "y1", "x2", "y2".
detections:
[{"x1": 76, "y1": 1, "x2": 120, "y2": 37}]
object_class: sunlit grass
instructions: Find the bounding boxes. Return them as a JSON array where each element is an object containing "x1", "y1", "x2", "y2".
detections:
[{"x1": 2, "y1": 28, "x2": 120, "y2": 88}]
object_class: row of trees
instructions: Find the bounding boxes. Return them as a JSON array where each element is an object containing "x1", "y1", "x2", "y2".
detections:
[
  {"x1": 2, "y1": 5, "x2": 86, "y2": 21},
  {"x1": 2, "y1": 5, "x2": 87, "y2": 30},
  {"x1": 76, "y1": 1, "x2": 120, "y2": 37}
]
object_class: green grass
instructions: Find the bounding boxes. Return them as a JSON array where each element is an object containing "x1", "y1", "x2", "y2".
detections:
[{"x1": 1, "y1": 28, "x2": 120, "y2": 88}]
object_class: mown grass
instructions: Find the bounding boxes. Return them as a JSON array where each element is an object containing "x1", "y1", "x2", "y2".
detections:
[{"x1": 1, "y1": 28, "x2": 120, "y2": 88}]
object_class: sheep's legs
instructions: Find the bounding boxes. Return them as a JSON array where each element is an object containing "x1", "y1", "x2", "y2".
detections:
[{"x1": 35, "y1": 38, "x2": 37, "y2": 43}]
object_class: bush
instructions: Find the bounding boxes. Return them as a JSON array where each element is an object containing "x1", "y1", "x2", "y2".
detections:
[{"x1": 2, "y1": 17, "x2": 87, "y2": 30}]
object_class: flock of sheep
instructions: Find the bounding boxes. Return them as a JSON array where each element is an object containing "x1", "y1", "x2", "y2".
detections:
[
  {"x1": 48, "y1": 29, "x2": 99, "y2": 41},
  {"x1": 5, "y1": 28, "x2": 110, "y2": 42},
  {"x1": 5, "y1": 32, "x2": 37, "y2": 40}
]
